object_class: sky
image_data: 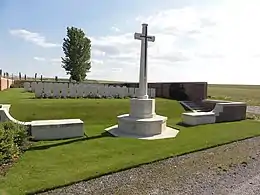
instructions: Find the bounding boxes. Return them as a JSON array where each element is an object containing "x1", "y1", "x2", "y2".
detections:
[{"x1": 1, "y1": 0, "x2": 260, "y2": 84}]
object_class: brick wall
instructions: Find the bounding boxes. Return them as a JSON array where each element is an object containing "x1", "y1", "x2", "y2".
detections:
[{"x1": 0, "y1": 77, "x2": 14, "y2": 91}]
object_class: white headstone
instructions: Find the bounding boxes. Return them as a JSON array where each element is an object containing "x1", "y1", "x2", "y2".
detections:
[
  {"x1": 97, "y1": 86, "x2": 106, "y2": 97},
  {"x1": 53, "y1": 83, "x2": 61, "y2": 98},
  {"x1": 35, "y1": 82, "x2": 44, "y2": 98},
  {"x1": 69, "y1": 83, "x2": 77, "y2": 98},
  {"x1": 148, "y1": 88, "x2": 151, "y2": 97},
  {"x1": 128, "y1": 87, "x2": 134, "y2": 98},
  {"x1": 151, "y1": 88, "x2": 156, "y2": 98},
  {"x1": 89, "y1": 84, "x2": 98, "y2": 97},
  {"x1": 117, "y1": 87, "x2": 124, "y2": 98},
  {"x1": 82, "y1": 84, "x2": 89, "y2": 98},
  {"x1": 103, "y1": 86, "x2": 110, "y2": 97},
  {"x1": 24, "y1": 82, "x2": 30, "y2": 92},
  {"x1": 31, "y1": 82, "x2": 37, "y2": 92},
  {"x1": 60, "y1": 83, "x2": 68, "y2": 98},
  {"x1": 43, "y1": 82, "x2": 53, "y2": 98},
  {"x1": 122, "y1": 86, "x2": 128, "y2": 98},
  {"x1": 77, "y1": 83, "x2": 85, "y2": 98}
]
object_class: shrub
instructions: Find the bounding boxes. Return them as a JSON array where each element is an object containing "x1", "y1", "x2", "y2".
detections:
[{"x1": 0, "y1": 122, "x2": 29, "y2": 165}]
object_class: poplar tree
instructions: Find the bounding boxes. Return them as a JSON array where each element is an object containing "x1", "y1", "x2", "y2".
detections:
[{"x1": 61, "y1": 27, "x2": 91, "y2": 82}]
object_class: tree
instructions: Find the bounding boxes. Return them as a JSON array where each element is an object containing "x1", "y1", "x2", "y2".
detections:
[{"x1": 61, "y1": 27, "x2": 91, "y2": 82}]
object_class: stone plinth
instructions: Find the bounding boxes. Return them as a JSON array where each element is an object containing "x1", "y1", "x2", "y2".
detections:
[
  {"x1": 130, "y1": 98, "x2": 155, "y2": 118},
  {"x1": 118, "y1": 113, "x2": 167, "y2": 136},
  {"x1": 105, "y1": 98, "x2": 179, "y2": 140}
]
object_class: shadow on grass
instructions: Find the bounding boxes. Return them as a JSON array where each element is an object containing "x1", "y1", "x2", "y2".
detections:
[
  {"x1": 27, "y1": 134, "x2": 260, "y2": 195},
  {"x1": 176, "y1": 120, "x2": 246, "y2": 128},
  {"x1": 27, "y1": 131, "x2": 113, "y2": 151},
  {"x1": 176, "y1": 122, "x2": 193, "y2": 127}
]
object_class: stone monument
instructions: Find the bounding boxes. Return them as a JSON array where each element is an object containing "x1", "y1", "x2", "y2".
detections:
[{"x1": 105, "y1": 23, "x2": 179, "y2": 140}]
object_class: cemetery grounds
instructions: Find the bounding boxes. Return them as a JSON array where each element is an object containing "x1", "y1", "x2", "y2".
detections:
[{"x1": 1, "y1": 85, "x2": 260, "y2": 194}]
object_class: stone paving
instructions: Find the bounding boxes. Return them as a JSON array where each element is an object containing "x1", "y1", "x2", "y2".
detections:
[{"x1": 247, "y1": 106, "x2": 260, "y2": 114}]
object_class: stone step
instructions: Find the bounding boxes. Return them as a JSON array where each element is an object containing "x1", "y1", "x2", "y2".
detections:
[{"x1": 180, "y1": 101, "x2": 208, "y2": 112}]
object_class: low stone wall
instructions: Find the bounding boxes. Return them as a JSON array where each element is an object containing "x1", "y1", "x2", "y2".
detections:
[
  {"x1": 121, "y1": 82, "x2": 207, "y2": 101},
  {"x1": 215, "y1": 103, "x2": 247, "y2": 122},
  {"x1": 15, "y1": 80, "x2": 208, "y2": 101},
  {"x1": 200, "y1": 99, "x2": 247, "y2": 122},
  {"x1": 197, "y1": 99, "x2": 231, "y2": 111},
  {"x1": 0, "y1": 77, "x2": 14, "y2": 91}
]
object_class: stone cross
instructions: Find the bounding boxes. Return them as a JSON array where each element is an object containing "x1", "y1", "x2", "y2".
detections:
[{"x1": 134, "y1": 23, "x2": 155, "y2": 99}]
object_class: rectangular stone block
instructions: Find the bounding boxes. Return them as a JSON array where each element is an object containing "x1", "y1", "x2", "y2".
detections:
[
  {"x1": 182, "y1": 112, "x2": 216, "y2": 126},
  {"x1": 31, "y1": 119, "x2": 84, "y2": 140}
]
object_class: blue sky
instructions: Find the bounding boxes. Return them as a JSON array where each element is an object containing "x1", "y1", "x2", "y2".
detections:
[{"x1": 1, "y1": 0, "x2": 260, "y2": 84}]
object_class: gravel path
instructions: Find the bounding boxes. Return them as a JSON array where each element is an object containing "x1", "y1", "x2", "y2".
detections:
[
  {"x1": 247, "y1": 106, "x2": 260, "y2": 114},
  {"x1": 40, "y1": 136, "x2": 260, "y2": 195}
]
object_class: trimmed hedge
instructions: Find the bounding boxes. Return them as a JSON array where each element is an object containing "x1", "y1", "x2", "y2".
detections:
[{"x1": 0, "y1": 122, "x2": 30, "y2": 165}]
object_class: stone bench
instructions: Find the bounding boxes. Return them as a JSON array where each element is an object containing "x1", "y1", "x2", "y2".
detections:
[
  {"x1": 182, "y1": 112, "x2": 216, "y2": 126},
  {"x1": 31, "y1": 119, "x2": 84, "y2": 140}
]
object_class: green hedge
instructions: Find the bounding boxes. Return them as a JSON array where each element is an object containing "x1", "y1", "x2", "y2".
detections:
[{"x1": 0, "y1": 122, "x2": 30, "y2": 165}]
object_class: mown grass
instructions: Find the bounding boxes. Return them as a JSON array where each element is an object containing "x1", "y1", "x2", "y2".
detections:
[
  {"x1": 0, "y1": 88, "x2": 260, "y2": 195},
  {"x1": 208, "y1": 84, "x2": 260, "y2": 105}
]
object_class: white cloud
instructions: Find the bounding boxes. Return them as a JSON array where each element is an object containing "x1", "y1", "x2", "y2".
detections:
[
  {"x1": 111, "y1": 26, "x2": 120, "y2": 32},
  {"x1": 92, "y1": 49, "x2": 106, "y2": 57},
  {"x1": 111, "y1": 68, "x2": 123, "y2": 72},
  {"x1": 33, "y1": 57, "x2": 46, "y2": 61},
  {"x1": 10, "y1": 29, "x2": 60, "y2": 48},
  {"x1": 21, "y1": 1, "x2": 260, "y2": 84},
  {"x1": 85, "y1": 1, "x2": 260, "y2": 84},
  {"x1": 50, "y1": 58, "x2": 61, "y2": 63},
  {"x1": 92, "y1": 59, "x2": 104, "y2": 65}
]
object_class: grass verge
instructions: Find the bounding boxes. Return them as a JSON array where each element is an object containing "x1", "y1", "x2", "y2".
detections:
[{"x1": 0, "y1": 88, "x2": 260, "y2": 195}]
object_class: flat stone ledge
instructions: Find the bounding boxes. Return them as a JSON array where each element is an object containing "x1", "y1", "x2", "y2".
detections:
[
  {"x1": 117, "y1": 114, "x2": 167, "y2": 122},
  {"x1": 31, "y1": 119, "x2": 84, "y2": 140},
  {"x1": 182, "y1": 111, "x2": 215, "y2": 117},
  {"x1": 31, "y1": 119, "x2": 83, "y2": 126},
  {"x1": 105, "y1": 125, "x2": 179, "y2": 140},
  {"x1": 182, "y1": 112, "x2": 216, "y2": 126}
]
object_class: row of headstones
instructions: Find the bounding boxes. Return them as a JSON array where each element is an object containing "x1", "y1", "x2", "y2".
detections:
[{"x1": 24, "y1": 82, "x2": 156, "y2": 99}]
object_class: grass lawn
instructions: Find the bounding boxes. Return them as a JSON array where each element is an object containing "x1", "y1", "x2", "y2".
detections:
[
  {"x1": 208, "y1": 84, "x2": 260, "y2": 105},
  {"x1": 1, "y1": 88, "x2": 260, "y2": 195}
]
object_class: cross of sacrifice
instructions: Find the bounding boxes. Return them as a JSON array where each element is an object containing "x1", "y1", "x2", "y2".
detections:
[{"x1": 134, "y1": 23, "x2": 155, "y2": 99}]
